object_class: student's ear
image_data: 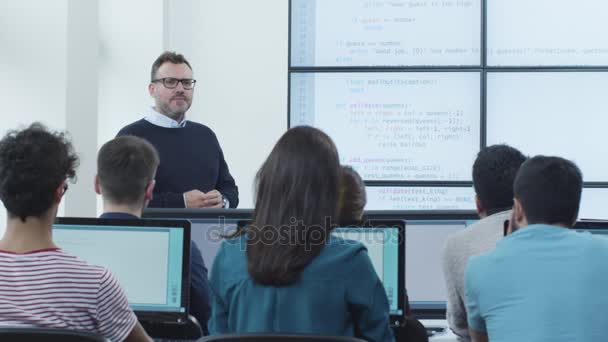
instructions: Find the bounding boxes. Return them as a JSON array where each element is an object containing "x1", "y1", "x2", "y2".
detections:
[
  {"x1": 512, "y1": 198, "x2": 527, "y2": 226},
  {"x1": 144, "y1": 179, "x2": 156, "y2": 201},
  {"x1": 475, "y1": 195, "x2": 484, "y2": 216},
  {"x1": 54, "y1": 183, "x2": 67, "y2": 204},
  {"x1": 94, "y1": 175, "x2": 101, "y2": 195}
]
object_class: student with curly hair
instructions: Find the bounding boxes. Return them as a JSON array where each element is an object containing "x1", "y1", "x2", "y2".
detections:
[{"x1": 0, "y1": 123, "x2": 151, "y2": 342}]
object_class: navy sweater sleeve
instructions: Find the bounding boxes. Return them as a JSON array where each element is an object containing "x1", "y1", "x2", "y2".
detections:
[
  {"x1": 214, "y1": 139, "x2": 239, "y2": 208},
  {"x1": 116, "y1": 119, "x2": 238, "y2": 208},
  {"x1": 189, "y1": 241, "x2": 211, "y2": 335}
]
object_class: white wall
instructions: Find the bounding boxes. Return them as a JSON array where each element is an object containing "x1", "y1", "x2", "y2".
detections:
[
  {"x1": 65, "y1": 0, "x2": 99, "y2": 217},
  {"x1": 1, "y1": 0, "x2": 289, "y2": 228},
  {"x1": 97, "y1": 0, "x2": 165, "y2": 214},
  {"x1": 165, "y1": 0, "x2": 289, "y2": 208},
  {"x1": 0, "y1": 0, "x2": 69, "y2": 235}
]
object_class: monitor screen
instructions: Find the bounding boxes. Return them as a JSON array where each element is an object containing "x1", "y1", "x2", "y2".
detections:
[
  {"x1": 579, "y1": 188, "x2": 608, "y2": 220},
  {"x1": 142, "y1": 209, "x2": 251, "y2": 273},
  {"x1": 486, "y1": 71, "x2": 608, "y2": 182},
  {"x1": 189, "y1": 218, "x2": 239, "y2": 273},
  {"x1": 290, "y1": 0, "x2": 481, "y2": 66},
  {"x1": 290, "y1": 71, "x2": 481, "y2": 181},
  {"x1": 365, "y1": 186, "x2": 476, "y2": 211},
  {"x1": 53, "y1": 221, "x2": 186, "y2": 313},
  {"x1": 405, "y1": 219, "x2": 477, "y2": 311},
  {"x1": 487, "y1": 0, "x2": 608, "y2": 66},
  {"x1": 333, "y1": 225, "x2": 403, "y2": 316}
]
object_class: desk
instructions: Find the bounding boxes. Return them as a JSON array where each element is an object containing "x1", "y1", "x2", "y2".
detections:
[{"x1": 420, "y1": 319, "x2": 459, "y2": 342}]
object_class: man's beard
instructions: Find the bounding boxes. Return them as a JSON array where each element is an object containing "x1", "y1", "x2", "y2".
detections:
[{"x1": 159, "y1": 101, "x2": 190, "y2": 121}]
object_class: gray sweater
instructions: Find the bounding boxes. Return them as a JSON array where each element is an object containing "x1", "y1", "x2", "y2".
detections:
[{"x1": 441, "y1": 210, "x2": 510, "y2": 341}]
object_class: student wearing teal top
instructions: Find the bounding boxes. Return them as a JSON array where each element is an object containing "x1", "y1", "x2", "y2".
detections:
[
  {"x1": 208, "y1": 126, "x2": 394, "y2": 342},
  {"x1": 465, "y1": 156, "x2": 608, "y2": 342}
]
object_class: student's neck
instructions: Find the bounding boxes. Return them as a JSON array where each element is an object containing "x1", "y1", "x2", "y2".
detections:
[
  {"x1": 0, "y1": 215, "x2": 57, "y2": 253},
  {"x1": 103, "y1": 202, "x2": 143, "y2": 218}
]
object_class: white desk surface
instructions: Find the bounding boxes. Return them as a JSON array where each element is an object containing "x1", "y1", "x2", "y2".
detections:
[{"x1": 419, "y1": 319, "x2": 459, "y2": 342}]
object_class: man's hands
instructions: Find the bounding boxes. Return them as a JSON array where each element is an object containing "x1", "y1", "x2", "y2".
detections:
[{"x1": 184, "y1": 189, "x2": 223, "y2": 208}]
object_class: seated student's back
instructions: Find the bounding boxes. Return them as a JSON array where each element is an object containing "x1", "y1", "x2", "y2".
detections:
[
  {"x1": 208, "y1": 126, "x2": 394, "y2": 342},
  {"x1": 95, "y1": 135, "x2": 212, "y2": 333},
  {"x1": 212, "y1": 232, "x2": 388, "y2": 337},
  {"x1": 466, "y1": 225, "x2": 608, "y2": 341},
  {"x1": 465, "y1": 156, "x2": 608, "y2": 342},
  {"x1": 0, "y1": 124, "x2": 150, "y2": 342}
]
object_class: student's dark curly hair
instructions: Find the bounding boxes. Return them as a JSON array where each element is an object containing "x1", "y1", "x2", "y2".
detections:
[{"x1": 0, "y1": 123, "x2": 79, "y2": 222}]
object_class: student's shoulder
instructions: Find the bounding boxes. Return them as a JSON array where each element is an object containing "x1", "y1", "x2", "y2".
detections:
[
  {"x1": 578, "y1": 231, "x2": 608, "y2": 251},
  {"x1": 445, "y1": 212, "x2": 506, "y2": 252},
  {"x1": 54, "y1": 249, "x2": 110, "y2": 278},
  {"x1": 216, "y1": 235, "x2": 248, "y2": 265},
  {"x1": 321, "y1": 235, "x2": 370, "y2": 269},
  {"x1": 465, "y1": 243, "x2": 501, "y2": 276}
]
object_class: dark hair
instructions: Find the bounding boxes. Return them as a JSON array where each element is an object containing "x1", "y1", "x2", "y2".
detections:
[
  {"x1": 514, "y1": 155, "x2": 583, "y2": 226},
  {"x1": 0, "y1": 123, "x2": 78, "y2": 222},
  {"x1": 97, "y1": 136, "x2": 159, "y2": 205},
  {"x1": 473, "y1": 144, "x2": 527, "y2": 212},
  {"x1": 246, "y1": 126, "x2": 341, "y2": 286},
  {"x1": 150, "y1": 51, "x2": 192, "y2": 81},
  {"x1": 338, "y1": 165, "x2": 366, "y2": 225}
]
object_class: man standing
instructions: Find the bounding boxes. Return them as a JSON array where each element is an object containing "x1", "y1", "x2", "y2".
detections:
[
  {"x1": 95, "y1": 135, "x2": 212, "y2": 333},
  {"x1": 441, "y1": 145, "x2": 526, "y2": 341},
  {"x1": 118, "y1": 51, "x2": 238, "y2": 208},
  {"x1": 465, "y1": 156, "x2": 608, "y2": 342}
]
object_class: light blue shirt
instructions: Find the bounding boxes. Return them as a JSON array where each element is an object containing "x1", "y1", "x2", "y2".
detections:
[
  {"x1": 465, "y1": 224, "x2": 608, "y2": 342},
  {"x1": 144, "y1": 107, "x2": 186, "y2": 128}
]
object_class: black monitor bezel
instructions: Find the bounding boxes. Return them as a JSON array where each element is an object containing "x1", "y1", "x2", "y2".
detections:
[
  {"x1": 573, "y1": 220, "x2": 608, "y2": 230},
  {"x1": 143, "y1": 208, "x2": 254, "y2": 220}
]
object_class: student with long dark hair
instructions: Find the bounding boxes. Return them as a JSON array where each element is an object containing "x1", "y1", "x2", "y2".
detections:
[{"x1": 208, "y1": 126, "x2": 394, "y2": 341}]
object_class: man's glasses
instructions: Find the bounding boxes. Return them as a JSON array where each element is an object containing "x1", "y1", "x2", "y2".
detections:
[{"x1": 152, "y1": 78, "x2": 197, "y2": 90}]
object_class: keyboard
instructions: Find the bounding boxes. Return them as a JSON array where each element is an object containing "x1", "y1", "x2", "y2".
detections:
[{"x1": 426, "y1": 326, "x2": 446, "y2": 337}]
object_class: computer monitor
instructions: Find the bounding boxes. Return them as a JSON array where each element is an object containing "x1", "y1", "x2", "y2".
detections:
[
  {"x1": 405, "y1": 219, "x2": 476, "y2": 315},
  {"x1": 366, "y1": 211, "x2": 478, "y2": 318},
  {"x1": 53, "y1": 217, "x2": 190, "y2": 323},
  {"x1": 143, "y1": 209, "x2": 251, "y2": 273},
  {"x1": 573, "y1": 220, "x2": 608, "y2": 238},
  {"x1": 332, "y1": 220, "x2": 405, "y2": 324}
]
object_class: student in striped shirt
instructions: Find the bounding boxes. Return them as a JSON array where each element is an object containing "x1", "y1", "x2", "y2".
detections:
[{"x1": 0, "y1": 123, "x2": 151, "y2": 342}]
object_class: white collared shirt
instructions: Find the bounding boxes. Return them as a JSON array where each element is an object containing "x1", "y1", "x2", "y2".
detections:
[{"x1": 144, "y1": 107, "x2": 187, "y2": 128}]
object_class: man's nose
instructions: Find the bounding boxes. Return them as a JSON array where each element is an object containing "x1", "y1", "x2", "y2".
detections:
[{"x1": 174, "y1": 81, "x2": 186, "y2": 91}]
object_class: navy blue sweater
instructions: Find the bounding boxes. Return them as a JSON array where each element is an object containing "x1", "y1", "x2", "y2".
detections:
[
  {"x1": 117, "y1": 119, "x2": 238, "y2": 208},
  {"x1": 99, "y1": 212, "x2": 212, "y2": 334}
]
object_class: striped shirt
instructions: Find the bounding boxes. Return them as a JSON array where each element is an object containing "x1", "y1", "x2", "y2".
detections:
[{"x1": 0, "y1": 248, "x2": 137, "y2": 342}]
